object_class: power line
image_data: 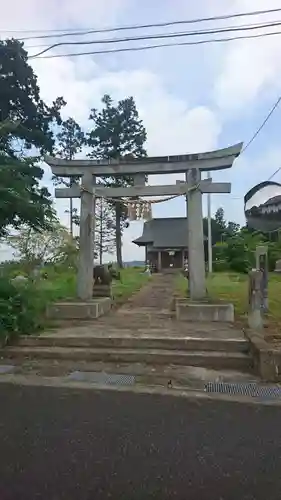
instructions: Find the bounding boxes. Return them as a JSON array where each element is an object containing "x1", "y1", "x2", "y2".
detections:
[
  {"x1": 241, "y1": 96, "x2": 281, "y2": 155},
  {"x1": 3, "y1": 6, "x2": 281, "y2": 39},
  {"x1": 23, "y1": 19, "x2": 280, "y2": 51},
  {"x1": 267, "y1": 167, "x2": 281, "y2": 181},
  {"x1": 28, "y1": 20, "x2": 281, "y2": 58},
  {"x1": 29, "y1": 29, "x2": 281, "y2": 60}
]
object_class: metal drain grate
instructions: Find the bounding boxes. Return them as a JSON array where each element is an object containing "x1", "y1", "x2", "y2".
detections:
[
  {"x1": 67, "y1": 371, "x2": 135, "y2": 386},
  {"x1": 205, "y1": 381, "x2": 281, "y2": 400},
  {"x1": 0, "y1": 365, "x2": 15, "y2": 374}
]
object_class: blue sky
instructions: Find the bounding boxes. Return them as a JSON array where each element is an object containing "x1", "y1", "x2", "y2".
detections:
[{"x1": 1, "y1": 0, "x2": 281, "y2": 262}]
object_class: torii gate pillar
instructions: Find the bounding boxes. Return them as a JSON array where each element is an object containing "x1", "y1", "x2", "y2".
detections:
[
  {"x1": 77, "y1": 172, "x2": 95, "y2": 300},
  {"x1": 187, "y1": 168, "x2": 206, "y2": 300}
]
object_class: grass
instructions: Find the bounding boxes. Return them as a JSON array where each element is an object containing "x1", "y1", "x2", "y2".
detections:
[
  {"x1": 38, "y1": 266, "x2": 149, "y2": 304},
  {"x1": 36, "y1": 266, "x2": 151, "y2": 328},
  {"x1": 112, "y1": 267, "x2": 150, "y2": 306},
  {"x1": 176, "y1": 272, "x2": 281, "y2": 328},
  {"x1": 0, "y1": 266, "x2": 150, "y2": 343}
]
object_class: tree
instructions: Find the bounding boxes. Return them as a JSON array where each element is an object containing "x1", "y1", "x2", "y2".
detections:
[
  {"x1": 0, "y1": 39, "x2": 65, "y2": 155},
  {"x1": 226, "y1": 221, "x2": 240, "y2": 237},
  {"x1": 7, "y1": 221, "x2": 73, "y2": 269},
  {"x1": 87, "y1": 94, "x2": 147, "y2": 267},
  {"x1": 203, "y1": 207, "x2": 230, "y2": 246},
  {"x1": 214, "y1": 207, "x2": 227, "y2": 239},
  {"x1": 0, "y1": 121, "x2": 54, "y2": 238},
  {"x1": 54, "y1": 117, "x2": 85, "y2": 236},
  {"x1": 95, "y1": 198, "x2": 115, "y2": 264}
]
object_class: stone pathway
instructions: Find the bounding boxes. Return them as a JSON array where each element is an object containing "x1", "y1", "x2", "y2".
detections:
[
  {"x1": 0, "y1": 273, "x2": 255, "y2": 388},
  {"x1": 124, "y1": 272, "x2": 177, "y2": 309},
  {"x1": 97, "y1": 272, "x2": 178, "y2": 330}
]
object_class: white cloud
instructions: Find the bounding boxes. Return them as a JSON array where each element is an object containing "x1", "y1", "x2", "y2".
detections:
[
  {"x1": 4, "y1": 0, "x2": 280, "y2": 262},
  {"x1": 214, "y1": 0, "x2": 281, "y2": 115},
  {"x1": 1, "y1": 0, "x2": 128, "y2": 32}
]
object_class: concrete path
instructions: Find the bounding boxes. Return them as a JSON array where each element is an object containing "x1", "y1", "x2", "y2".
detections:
[{"x1": 0, "y1": 384, "x2": 280, "y2": 500}]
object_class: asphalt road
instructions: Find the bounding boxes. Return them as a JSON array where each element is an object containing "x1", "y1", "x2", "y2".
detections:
[{"x1": 0, "y1": 384, "x2": 281, "y2": 500}]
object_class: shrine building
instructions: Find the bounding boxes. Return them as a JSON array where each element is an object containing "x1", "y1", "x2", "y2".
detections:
[{"x1": 133, "y1": 217, "x2": 207, "y2": 271}]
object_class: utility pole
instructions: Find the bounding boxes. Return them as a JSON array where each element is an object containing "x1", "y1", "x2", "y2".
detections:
[
  {"x1": 207, "y1": 170, "x2": 213, "y2": 273},
  {"x1": 99, "y1": 197, "x2": 103, "y2": 265}
]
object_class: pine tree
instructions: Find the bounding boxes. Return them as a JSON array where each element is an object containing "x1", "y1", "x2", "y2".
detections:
[
  {"x1": 54, "y1": 117, "x2": 85, "y2": 236},
  {"x1": 87, "y1": 94, "x2": 147, "y2": 267},
  {"x1": 0, "y1": 39, "x2": 65, "y2": 155}
]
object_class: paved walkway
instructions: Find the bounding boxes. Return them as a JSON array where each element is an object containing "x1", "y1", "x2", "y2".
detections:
[{"x1": 124, "y1": 272, "x2": 177, "y2": 309}]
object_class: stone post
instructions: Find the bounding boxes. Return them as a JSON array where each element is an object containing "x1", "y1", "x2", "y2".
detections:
[
  {"x1": 157, "y1": 251, "x2": 162, "y2": 272},
  {"x1": 77, "y1": 172, "x2": 95, "y2": 301},
  {"x1": 187, "y1": 168, "x2": 206, "y2": 300},
  {"x1": 248, "y1": 269, "x2": 263, "y2": 330},
  {"x1": 275, "y1": 258, "x2": 281, "y2": 273},
  {"x1": 255, "y1": 245, "x2": 268, "y2": 312}
]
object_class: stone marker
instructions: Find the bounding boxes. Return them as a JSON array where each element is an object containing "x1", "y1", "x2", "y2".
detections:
[
  {"x1": 274, "y1": 259, "x2": 281, "y2": 273},
  {"x1": 248, "y1": 269, "x2": 263, "y2": 330},
  {"x1": 255, "y1": 245, "x2": 268, "y2": 312}
]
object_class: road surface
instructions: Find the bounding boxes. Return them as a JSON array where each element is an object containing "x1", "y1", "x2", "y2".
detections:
[{"x1": 0, "y1": 384, "x2": 280, "y2": 499}]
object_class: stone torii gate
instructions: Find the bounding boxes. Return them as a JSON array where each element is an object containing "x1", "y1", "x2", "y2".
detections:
[{"x1": 45, "y1": 142, "x2": 242, "y2": 302}]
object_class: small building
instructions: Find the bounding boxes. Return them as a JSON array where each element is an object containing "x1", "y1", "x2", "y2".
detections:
[{"x1": 133, "y1": 217, "x2": 207, "y2": 271}]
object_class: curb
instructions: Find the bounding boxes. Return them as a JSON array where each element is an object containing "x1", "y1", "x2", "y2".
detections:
[
  {"x1": 244, "y1": 329, "x2": 281, "y2": 382},
  {"x1": 1, "y1": 374, "x2": 281, "y2": 406}
]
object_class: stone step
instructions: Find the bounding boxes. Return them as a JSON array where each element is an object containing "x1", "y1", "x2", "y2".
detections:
[
  {"x1": 17, "y1": 335, "x2": 250, "y2": 353},
  {"x1": 0, "y1": 346, "x2": 252, "y2": 372}
]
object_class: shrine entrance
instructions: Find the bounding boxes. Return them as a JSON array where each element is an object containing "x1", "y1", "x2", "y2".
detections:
[
  {"x1": 147, "y1": 250, "x2": 185, "y2": 270},
  {"x1": 45, "y1": 143, "x2": 242, "y2": 301},
  {"x1": 162, "y1": 251, "x2": 181, "y2": 269}
]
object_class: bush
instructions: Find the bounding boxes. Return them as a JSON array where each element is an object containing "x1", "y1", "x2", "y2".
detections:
[
  {"x1": 213, "y1": 260, "x2": 229, "y2": 272},
  {"x1": 0, "y1": 277, "x2": 46, "y2": 345}
]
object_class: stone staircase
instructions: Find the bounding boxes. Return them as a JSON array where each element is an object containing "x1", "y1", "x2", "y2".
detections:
[{"x1": 0, "y1": 274, "x2": 254, "y2": 385}]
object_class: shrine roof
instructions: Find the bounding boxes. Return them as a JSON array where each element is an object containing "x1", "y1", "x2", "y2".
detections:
[{"x1": 133, "y1": 217, "x2": 207, "y2": 248}]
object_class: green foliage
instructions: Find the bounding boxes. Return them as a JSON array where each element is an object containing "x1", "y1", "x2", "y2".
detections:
[
  {"x1": 7, "y1": 221, "x2": 74, "y2": 269},
  {"x1": 0, "y1": 277, "x2": 46, "y2": 345},
  {"x1": 53, "y1": 117, "x2": 85, "y2": 235},
  {"x1": 203, "y1": 208, "x2": 240, "y2": 247},
  {"x1": 0, "y1": 152, "x2": 53, "y2": 237},
  {"x1": 224, "y1": 236, "x2": 250, "y2": 273},
  {"x1": 55, "y1": 117, "x2": 85, "y2": 161},
  {"x1": 212, "y1": 243, "x2": 230, "y2": 272},
  {"x1": 0, "y1": 39, "x2": 65, "y2": 154},
  {"x1": 0, "y1": 264, "x2": 149, "y2": 343},
  {"x1": 209, "y1": 208, "x2": 281, "y2": 273},
  {"x1": 176, "y1": 271, "x2": 281, "y2": 324},
  {"x1": 87, "y1": 94, "x2": 147, "y2": 267},
  {"x1": 267, "y1": 241, "x2": 281, "y2": 271},
  {"x1": 213, "y1": 233, "x2": 257, "y2": 274}
]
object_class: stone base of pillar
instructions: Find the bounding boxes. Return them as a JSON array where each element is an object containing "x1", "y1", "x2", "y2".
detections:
[
  {"x1": 92, "y1": 284, "x2": 113, "y2": 298},
  {"x1": 175, "y1": 299, "x2": 234, "y2": 322},
  {"x1": 46, "y1": 298, "x2": 111, "y2": 320}
]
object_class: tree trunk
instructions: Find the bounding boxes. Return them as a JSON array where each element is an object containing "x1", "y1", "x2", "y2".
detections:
[{"x1": 115, "y1": 202, "x2": 123, "y2": 268}]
